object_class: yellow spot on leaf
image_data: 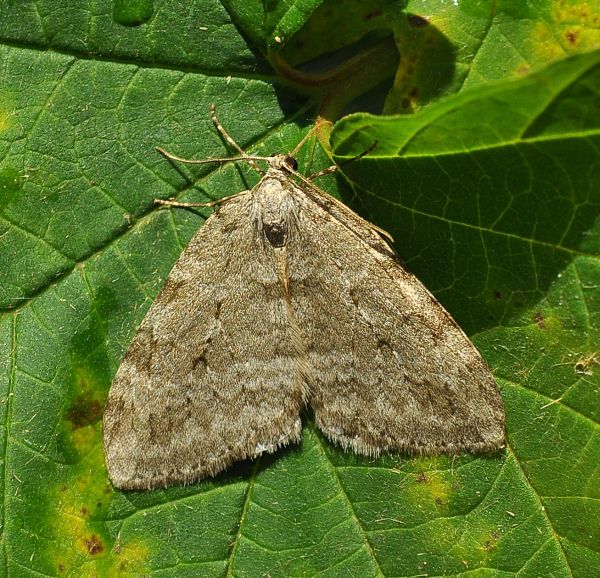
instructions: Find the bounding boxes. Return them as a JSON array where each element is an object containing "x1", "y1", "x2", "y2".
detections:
[
  {"x1": 0, "y1": 111, "x2": 9, "y2": 132},
  {"x1": 49, "y1": 463, "x2": 150, "y2": 575},
  {"x1": 545, "y1": 2, "x2": 600, "y2": 54},
  {"x1": 410, "y1": 457, "x2": 452, "y2": 507}
]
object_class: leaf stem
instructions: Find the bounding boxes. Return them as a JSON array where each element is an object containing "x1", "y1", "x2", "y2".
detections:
[{"x1": 270, "y1": 35, "x2": 399, "y2": 147}]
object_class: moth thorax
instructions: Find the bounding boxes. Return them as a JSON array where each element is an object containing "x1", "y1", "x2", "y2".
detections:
[{"x1": 258, "y1": 183, "x2": 293, "y2": 247}]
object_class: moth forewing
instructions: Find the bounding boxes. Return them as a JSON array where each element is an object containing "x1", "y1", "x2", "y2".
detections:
[{"x1": 103, "y1": 122, "x2": 504, "y2": 490}]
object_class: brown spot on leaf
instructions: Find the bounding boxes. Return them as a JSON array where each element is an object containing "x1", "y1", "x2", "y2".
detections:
[
  {"x1": 409, "y1": 87, "x2": 420, "y2": 98},
  {"x1": 534, "y1": 311, "x2": 545, "y2": 329},
  {"x1": 67, "y1": 392, "x2": 103, "y2": 428},
  {"x1": 84, "y1": 534, "x2": 104, "y2": 555},
  {"x1": 80, "y1": 506, "x2": 89, "y2": 517},
  {"x1": 493, "y1": 290, "x2": 502, "y2": 300},
  {"x1": 565, "y1": 30, "x2": 578, "y2": 44},
  {"x1": 483, "y1": 531, "x2": 500, "y2": 551},
  {"x1": 416, "y1": 471, "x2": 428, "y2": 483}
]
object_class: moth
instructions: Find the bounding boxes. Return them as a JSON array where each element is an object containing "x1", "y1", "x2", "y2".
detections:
[{"x1": 103, "y1": 108, "x2": 505, "y2": 490}]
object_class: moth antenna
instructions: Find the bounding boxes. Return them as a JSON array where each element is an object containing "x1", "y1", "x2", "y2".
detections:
[
  {"x1": 156, "y1": 146, "x2": 272, "y2": 166},
  {"x1": 289, "y1": 126, "x2": 317, "y2": 157},
  {"x1": 155, "y1": 190, "x2": 250, "y2": 209},
  {"x1": 307, "y1": 141, "x2": 378, "y2": 181},
  {"x1": 210, "y1": 104, "x2": 265, "y2": 176}
]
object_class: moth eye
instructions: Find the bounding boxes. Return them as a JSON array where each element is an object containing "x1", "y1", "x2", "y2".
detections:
[{"x1": 285, "y1": 156, "x2": 298, "y2": 171}]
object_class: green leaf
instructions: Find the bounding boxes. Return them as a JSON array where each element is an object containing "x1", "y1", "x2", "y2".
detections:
[
  {"x1": 0, "y1": 1, "x2": 598, "y2": 577},
  {"x1": 332, "y1": 50, "x2": 600, "y2": 332}
]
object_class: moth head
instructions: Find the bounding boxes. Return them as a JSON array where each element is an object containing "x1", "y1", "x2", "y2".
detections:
[{"x1": 270, "y1": 154, "x2": 298, "y2": 172}]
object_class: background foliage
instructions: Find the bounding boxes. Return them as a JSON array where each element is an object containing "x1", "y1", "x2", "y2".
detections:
[{"x1": 0, "y1": 0, "x2": 598, "y2": 576}]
